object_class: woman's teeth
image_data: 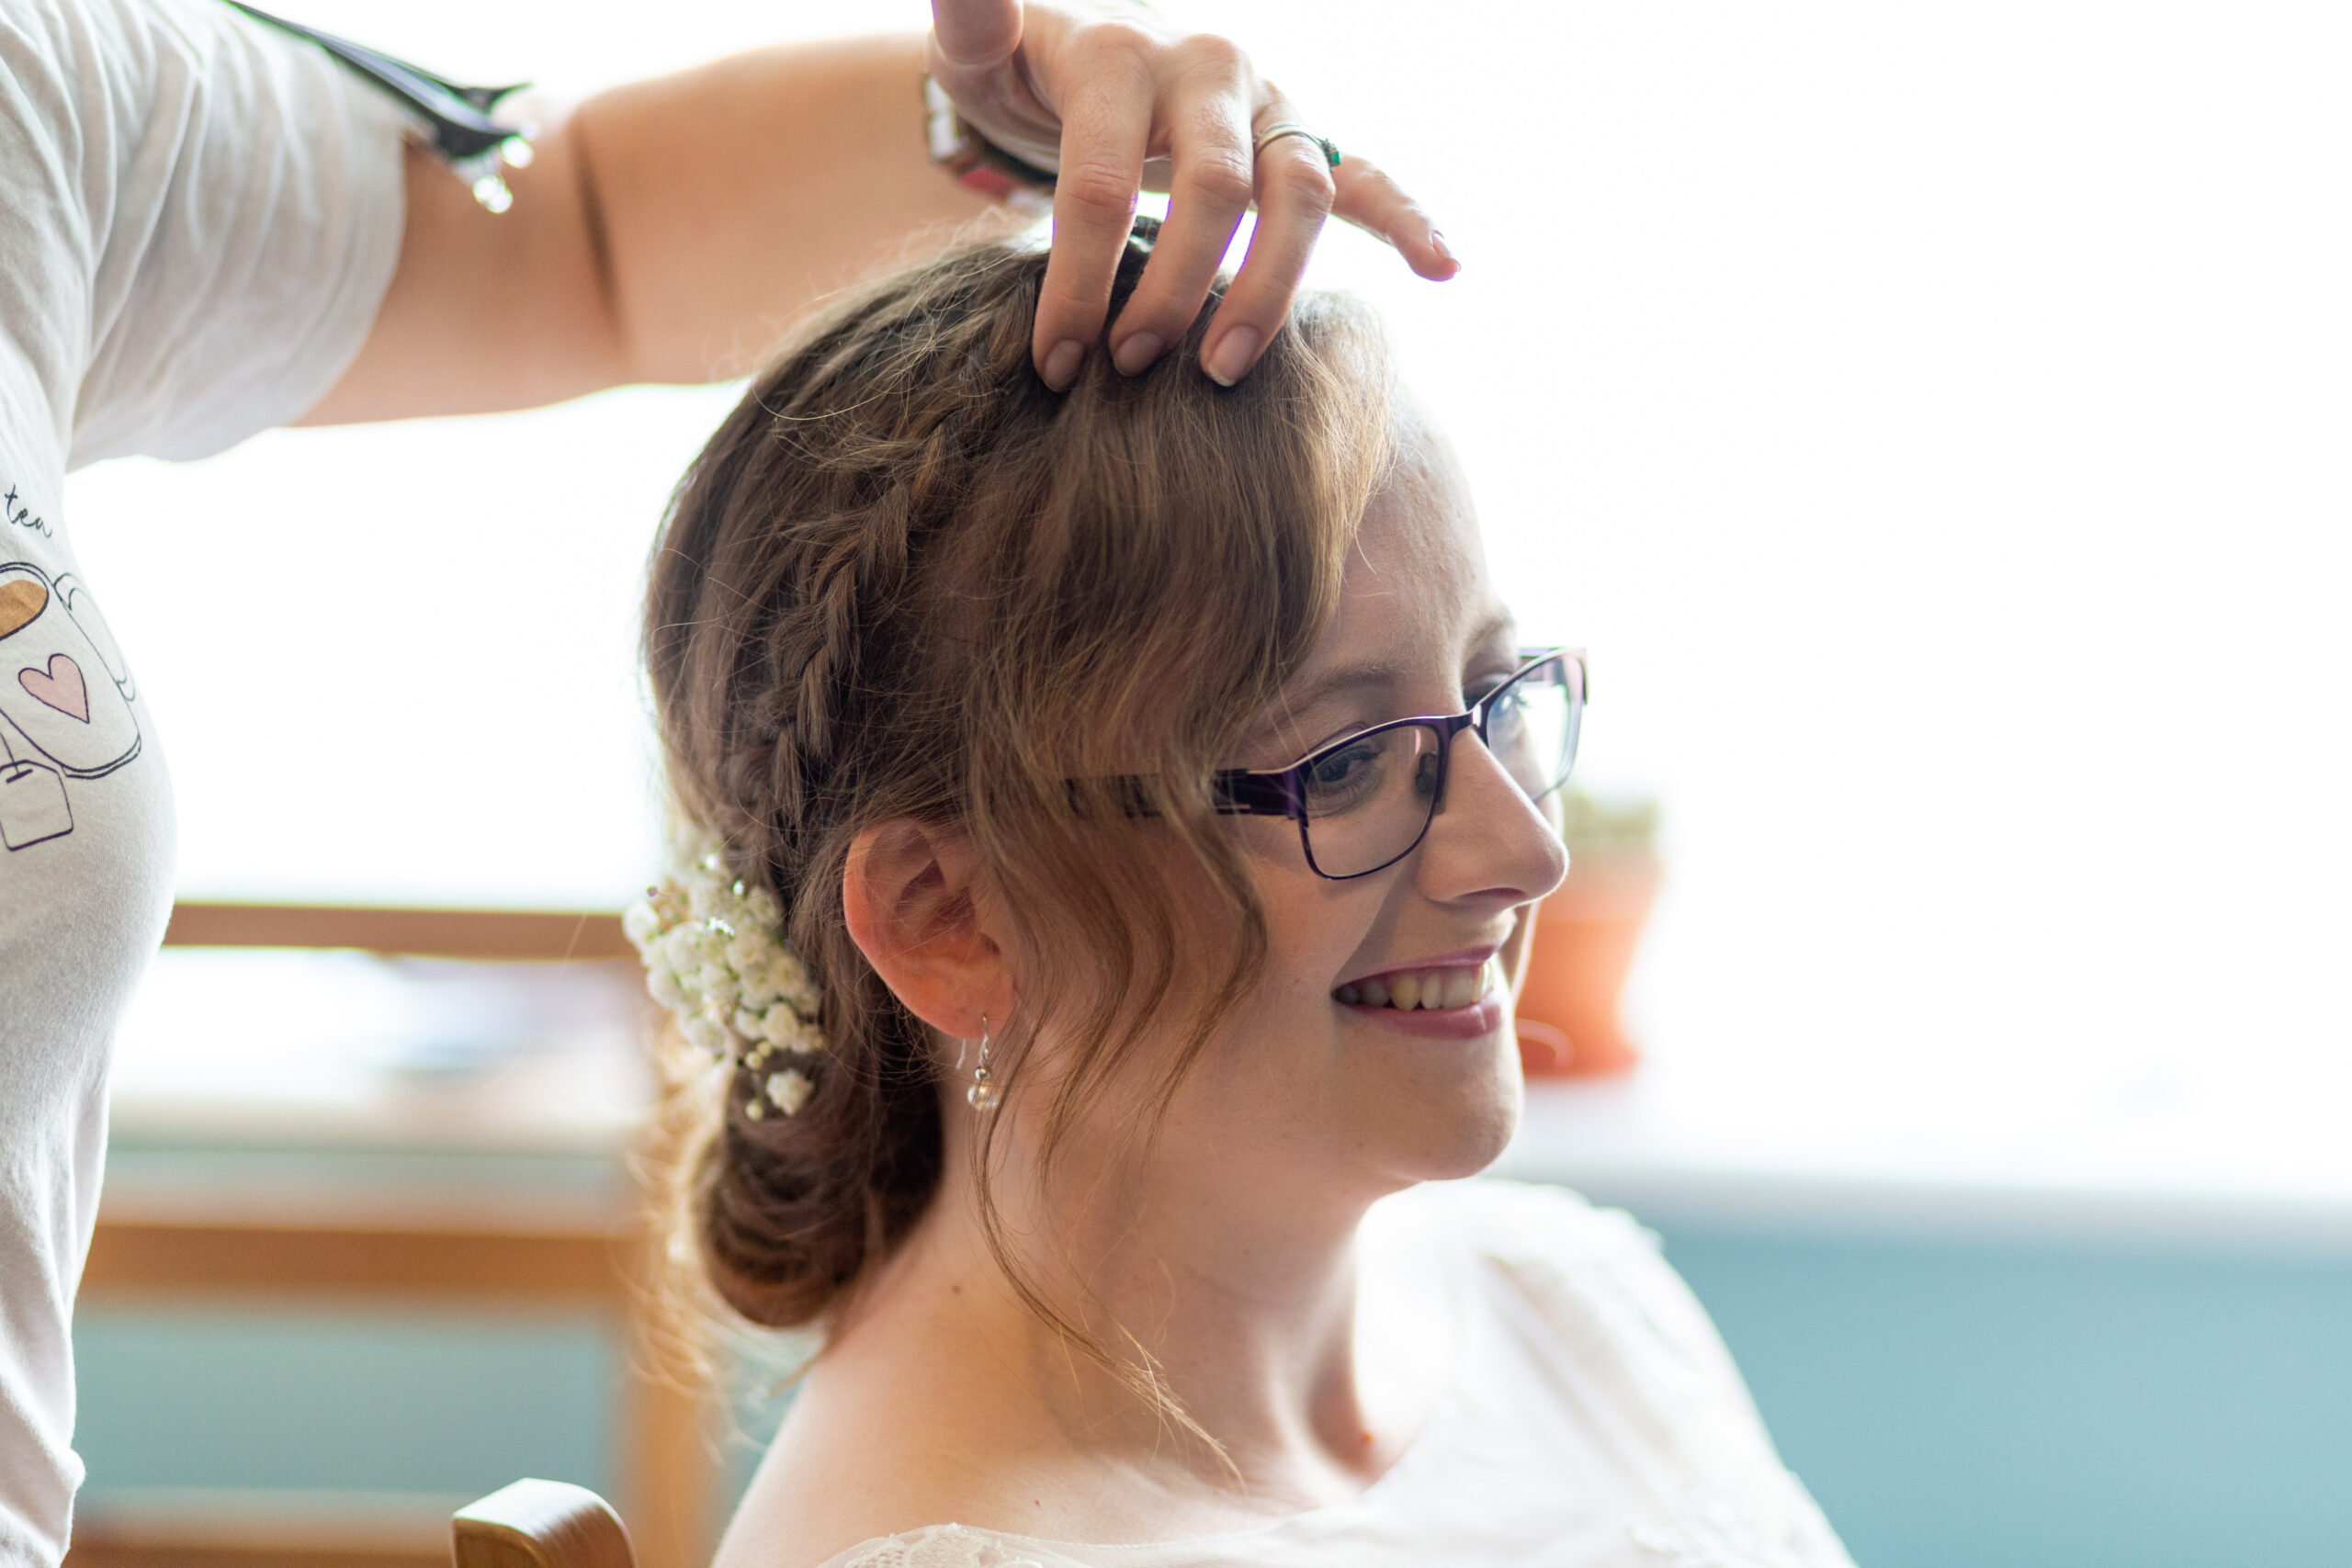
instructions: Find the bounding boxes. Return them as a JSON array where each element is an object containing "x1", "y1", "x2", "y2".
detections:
[{"x1": 1333, "y1": 958, "x2": 1498, "y2": 1011}]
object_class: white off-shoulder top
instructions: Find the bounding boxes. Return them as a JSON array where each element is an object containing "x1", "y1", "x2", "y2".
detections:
[{"x1": 816, "y1": 1180, "x2": 1854, "y2": 1568}]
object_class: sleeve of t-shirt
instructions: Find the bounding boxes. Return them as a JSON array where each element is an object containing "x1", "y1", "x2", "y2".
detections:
[{"x1": 2, "y1": 0, "x2": 407, "y2": 476}]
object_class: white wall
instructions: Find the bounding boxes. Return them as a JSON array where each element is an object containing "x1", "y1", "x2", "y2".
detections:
[{"x1": 63, "y1": 3, "x2": 2352, "y2": 1147}]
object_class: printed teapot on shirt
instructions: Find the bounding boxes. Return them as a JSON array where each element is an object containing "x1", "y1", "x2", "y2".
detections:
[{"x1": 0, "y1": 561, "x2": 141, "y2": 850}]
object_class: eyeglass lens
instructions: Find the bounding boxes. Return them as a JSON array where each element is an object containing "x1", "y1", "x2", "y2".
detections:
[
  {"x1": 1483, "y1": 655, "x2": 1581, "y2": 804},
  {"x1": 1299, "y1": 655, "x2": 1580, "y2": 878}
]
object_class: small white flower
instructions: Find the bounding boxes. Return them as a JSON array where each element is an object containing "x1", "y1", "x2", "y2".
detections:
[
  {"x1": 760, "y1": 954, "x2": 820, "y2": 1013},
  {"x1": 658, "y1": 925, "x2": 701, "y2": 977},
  {"x1": 695, "y1": 960, "x2": 738, "y2": 1008},
  {"x1": 726, "y1": 931, "x2": 780, "y2": 996},
  {"x1": 685, "y1": 874, "x2": 729, "y2": 924},
  {"x1": 740, "y1": 885, "x2": 784, "y2": 930},
  {"x1": 764, "y1": 1068, "x2": 814, "y2": 1116},
  {"x1": 768, "y1": 1008, "x2": 806, "y2": 1046},
  {"x1": 622, "y1": 901, "x2": 664, "y2": 949}
]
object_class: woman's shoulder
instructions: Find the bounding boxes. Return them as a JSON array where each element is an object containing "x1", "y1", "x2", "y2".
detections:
[
  {"x1": 723, "y1": 1348, "x2": 1156, "y2": 1568},
  {"x1": 1378, "y1": 1179, "x2": 1763, "y2": 1437},
  {"x1": 1399, "y1": 1181, "x2": 1854, "y2": 1558}
]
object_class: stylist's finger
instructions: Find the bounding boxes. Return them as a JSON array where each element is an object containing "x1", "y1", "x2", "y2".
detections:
[
  {"x1": 928, "y1": 0, "x2": 1023, "y2": 71},
  {"x1": 1197, "y1": 113, "x2": 1336, "y2": 386},
  {"x1": 1109, "y1": 51, "x2": 1257, "y2": 377},
  {"x1": 1032, "y1": 31, "x2": 1155, "y2": 389},
  {"x1": 1329, "y1": 151, "x2": 1458, "y2": 281}
]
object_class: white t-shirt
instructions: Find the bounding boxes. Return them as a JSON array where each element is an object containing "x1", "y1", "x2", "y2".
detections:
[
  {"x1": 820, "y1": 1182, "x2": 1854, "y2": 1568},
  {"x1": 0, "y1": 1, "x2": 402, "y2": 1562}
]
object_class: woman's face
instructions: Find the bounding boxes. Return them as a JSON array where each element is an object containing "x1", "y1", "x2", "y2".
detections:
[{"x1": 1145, "y1": 405, "x2": 1571, "y2": 1205}]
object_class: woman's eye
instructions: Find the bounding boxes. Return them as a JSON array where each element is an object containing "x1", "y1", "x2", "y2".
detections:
[
  {"x1": 1465, "y1": 672, "x2": 1514, "y2": 707},
  {"x1": 1302, "y1": 738, "x2": 1389, "y2": 815},
  {"x1": 1310, "y1": 744, "x2": 1374, "y2": 787}
]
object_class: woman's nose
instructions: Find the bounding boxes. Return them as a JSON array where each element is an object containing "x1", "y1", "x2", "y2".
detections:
[{"x1": 1415, "y1": 731, "x2": 1568, "y2": 908}]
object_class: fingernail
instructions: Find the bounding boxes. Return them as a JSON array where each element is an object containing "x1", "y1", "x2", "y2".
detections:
[
  {"x1": 1430, "y1": 230, "x2": 1458, "y2": 266},
  {"x1": 1112, "y1": 332, "x2": 1166, "y2": 377},
  {"x1": 1204, "y1": 326, "x2": 1260, "y2": 388},
  {"x1": 1043, "y1": 339, "x2": 1086, "y2": 389}
]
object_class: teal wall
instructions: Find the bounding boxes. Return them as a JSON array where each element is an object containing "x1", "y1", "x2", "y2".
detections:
[
  {"x1": 71, "y1": 1205, "x2": 2352, "y2": 1564},
  {"x1": 1656, "y1": 1224, "x2": 2352, "y2": 1568},
  {"x1": 72, "y1": 1307, "x2": 616, "y2": 1501}
]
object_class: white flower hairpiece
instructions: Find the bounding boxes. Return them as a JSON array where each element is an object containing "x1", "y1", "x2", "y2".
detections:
[{"x1": 626, "y1": 825, "x2": 824, "y2": 1120}]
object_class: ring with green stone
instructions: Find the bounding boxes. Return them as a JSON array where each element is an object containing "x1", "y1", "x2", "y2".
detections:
[{"x1": 1252, "y1": 122, "x2": 1341, "y2": 170}]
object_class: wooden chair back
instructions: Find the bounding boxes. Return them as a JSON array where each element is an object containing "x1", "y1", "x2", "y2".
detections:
[{"x1": 453, "y1": 1482, "x2": 637, "y2": 1568}]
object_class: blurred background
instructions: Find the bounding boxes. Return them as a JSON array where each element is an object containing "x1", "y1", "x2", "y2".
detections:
[{"x1": 61, "y1": 3, "x2": 2352, "y2": 1567}]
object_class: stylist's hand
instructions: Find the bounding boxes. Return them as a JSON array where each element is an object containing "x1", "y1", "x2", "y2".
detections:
[{"x1": 928, "y1": 0, "x2": 1456, "y2": 389}]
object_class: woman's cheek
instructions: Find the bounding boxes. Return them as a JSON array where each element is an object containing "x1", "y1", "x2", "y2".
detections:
[{"x1": 1502, "y1": 900, "x2": 1538, "y2": 1003}]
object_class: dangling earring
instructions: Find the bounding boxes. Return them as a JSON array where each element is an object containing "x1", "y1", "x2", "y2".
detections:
[{"x1": 967, "y1": 1015, "x2": 1001, "y2": 1112}]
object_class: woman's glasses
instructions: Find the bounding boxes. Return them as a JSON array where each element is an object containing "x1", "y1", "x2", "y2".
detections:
[{"x1": 1212, "y1": 648, "x2": 1586, "y2": 879}]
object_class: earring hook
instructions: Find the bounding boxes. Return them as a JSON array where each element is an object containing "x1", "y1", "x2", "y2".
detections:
[{"x1": 967, "y1": 1012, "x2": 1001, "y2": 1112}]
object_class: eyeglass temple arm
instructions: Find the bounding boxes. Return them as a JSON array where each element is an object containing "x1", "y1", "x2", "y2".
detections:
[
  {"x1": 1209, "y1": 770, "x2": 1301, "y2": 818},
  {"x1": 1522, "y1": 646, "x2": 1589, "y2": 704},
  {"x1": 1075, "y1": 773, "x2": 1298, "y2": 819}
]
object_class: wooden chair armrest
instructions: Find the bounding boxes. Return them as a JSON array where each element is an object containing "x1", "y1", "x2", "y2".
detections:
[{"x1": 453, "y1": 1481, "x2": 636, "y2": 1568}]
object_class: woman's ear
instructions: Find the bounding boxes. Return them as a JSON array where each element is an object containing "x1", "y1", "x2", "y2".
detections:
[{"x1": 842, "y1": 818, "x2": 1012, "y2": 1040}]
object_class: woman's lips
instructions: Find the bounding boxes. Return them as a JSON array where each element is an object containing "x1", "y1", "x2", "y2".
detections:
[
  {"x1": 1336, "y1": 993, "x2": 1507, "y2": 1041},
  {"x1": 1332, "y1": 956, "x2": 1506, "y2": 1041},
  {"x1": 1333, "y1": 955, "x2": 1499, "y2": 1011}
]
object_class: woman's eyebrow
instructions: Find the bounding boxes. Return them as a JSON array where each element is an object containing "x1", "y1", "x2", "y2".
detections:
[
  {"x1": 1249, "y1": 613, "x2": 1523, "y2": 753},
  {"x1": 1264, "y1": 614, "x2": 1521, "y2": 735},
  {"x1": 1245, "y1": 663, "x2": 1397, "y2": 753},
  {"x1": 1279, "y1": 661, "x2": 1401, "y2": 720}
]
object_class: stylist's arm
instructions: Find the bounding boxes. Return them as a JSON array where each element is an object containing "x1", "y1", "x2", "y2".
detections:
[{"x1": 301, "y1": 0, "x2": 1454, "y2": 425}]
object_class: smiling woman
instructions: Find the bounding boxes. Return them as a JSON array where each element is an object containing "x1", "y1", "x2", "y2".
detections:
[{"x1": 634, "y1": 229, "x2": 1855, "y2": 1568}]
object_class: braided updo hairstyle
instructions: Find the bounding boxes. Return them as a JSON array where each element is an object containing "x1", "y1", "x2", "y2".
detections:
[{"x1": 643, "y1": 222, "x2": 1393, "y2": 1346}]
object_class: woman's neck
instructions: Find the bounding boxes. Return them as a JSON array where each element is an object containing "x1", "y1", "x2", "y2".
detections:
[{"x1": 814, "y1": 1113, "x2": 1429, "y2": 1530}]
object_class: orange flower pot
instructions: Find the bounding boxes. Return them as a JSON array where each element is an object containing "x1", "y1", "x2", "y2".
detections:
[{"x1": 1514, "y1": 851, "x2": 1660, "y2": 1077}]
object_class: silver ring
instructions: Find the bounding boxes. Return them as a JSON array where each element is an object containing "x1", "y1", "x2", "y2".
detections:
[{"x1": 1252, "y1": 122, "x2": 1340, "y2": 169}]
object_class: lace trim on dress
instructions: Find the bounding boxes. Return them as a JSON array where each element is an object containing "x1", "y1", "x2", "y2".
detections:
[
  {"x1": 1628, "y1": 1482, "x2": 1841, "y2": 1568},
  {"x1": 825, "y1": 1523, "x2": 1074, "y2": 1568}
]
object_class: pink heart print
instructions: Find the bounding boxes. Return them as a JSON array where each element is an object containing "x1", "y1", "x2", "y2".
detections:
[{"x1": 20, "y1": 653, "x2": 88, "y2": 722}]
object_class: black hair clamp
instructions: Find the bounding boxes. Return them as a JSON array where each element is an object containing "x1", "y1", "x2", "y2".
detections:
[{"x1": 225, "y1": 1, "x2": 536, "y2": 211}]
